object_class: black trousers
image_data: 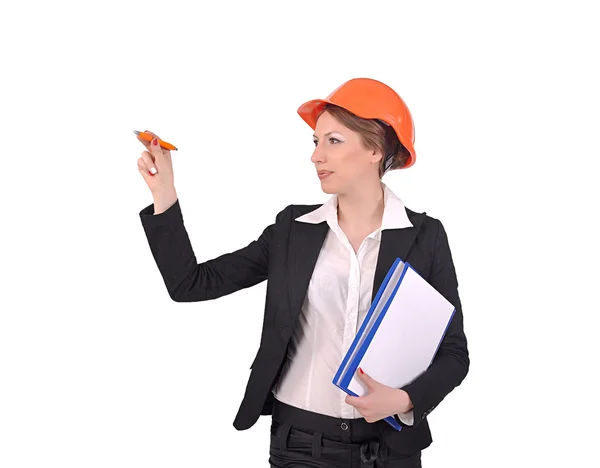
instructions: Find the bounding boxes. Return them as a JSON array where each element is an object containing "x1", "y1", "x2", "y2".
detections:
[{"x1": 269, "y1": 399, "x2": 422, "y2": 468}]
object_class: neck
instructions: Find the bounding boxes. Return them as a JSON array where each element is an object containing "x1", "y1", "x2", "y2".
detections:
[{"x1": 337, "y1": 180, "x2": 385, "y2": 229}]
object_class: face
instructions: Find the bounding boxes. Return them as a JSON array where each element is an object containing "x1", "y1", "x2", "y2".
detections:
[{"x1": 311, "y1": 111, "x2": 381, "y2": 194}]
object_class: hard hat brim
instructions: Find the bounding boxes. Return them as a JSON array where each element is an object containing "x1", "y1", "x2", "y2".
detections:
[{"x1": 297, "y1": 98, "x2": 330, "y2": 130}]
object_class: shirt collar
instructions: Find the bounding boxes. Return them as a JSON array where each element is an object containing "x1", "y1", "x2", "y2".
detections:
[{"x1": 294, "y1": 182, "x2": 413, "y2": 233}]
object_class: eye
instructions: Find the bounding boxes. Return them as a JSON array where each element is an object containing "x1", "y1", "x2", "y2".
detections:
[{"x1": 313, "y1": 138, "x2": 341, "y2": 146}]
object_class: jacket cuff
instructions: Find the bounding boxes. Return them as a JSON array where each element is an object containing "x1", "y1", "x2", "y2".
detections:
[
  {"x1": 400, "y1": 384, "x2": 437, "y2": 427},
  {"x1": 139, "y1": 199, "x2": 181, "y2": 226}
]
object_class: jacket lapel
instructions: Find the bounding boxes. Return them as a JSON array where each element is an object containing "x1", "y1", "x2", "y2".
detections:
[
  {"x1": 286, "y1": 210, "x2": 329, "y2": 329},
  {"x1": 371, "y1": 211, "x2": 426, "y2": 302},
  {"x1": 285, "y1": 206, "x2": 427, "y2": 329}
]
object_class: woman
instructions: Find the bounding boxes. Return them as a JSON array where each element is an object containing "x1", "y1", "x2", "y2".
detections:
[{"x1": 137, "y1": 78, "x2": 469, "y2": 467}]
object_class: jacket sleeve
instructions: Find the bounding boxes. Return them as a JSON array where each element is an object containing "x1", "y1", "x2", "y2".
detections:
[
  {"x1": 139, "y1": 198, "x2": 283, "y2": 302},
  {"x1": 398, "y1": 218, "x2": 470, "y2": 427}
]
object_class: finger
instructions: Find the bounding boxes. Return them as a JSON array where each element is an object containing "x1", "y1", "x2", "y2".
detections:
[
  {"x1": 141, "y1": 150, "x2": 157, "y2": 173},
  {"x1": 137, "y1": 156, "x2": 156, "y2": 177},
  {"x1": 356, "y1": 368, "x2": 375, "y2": 390},
  {"x1": 140, "y1": 130, "x2": 171, "y2": 159},
  {"x1": 345, "y1": 394, "x2": 363, "y2": 408},
  {"x1": 148, "y1": 134, "x2": 165, "y2": 161},
  {"x1": 137, "y1": 130, "x2": 159, "y2": 149}
]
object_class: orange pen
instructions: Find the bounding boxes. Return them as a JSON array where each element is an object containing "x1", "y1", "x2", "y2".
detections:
[{"x1": 133, "y1": 130, "x2": 178, "y2": 151}]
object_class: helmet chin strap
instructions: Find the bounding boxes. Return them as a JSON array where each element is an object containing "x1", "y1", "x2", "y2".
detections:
[
  {"x1": 377, "y1": 119, "x2": 395, "y2": 173},
  {"x1": 383, "y1": 152, "x2": 394, "y2": 173}
]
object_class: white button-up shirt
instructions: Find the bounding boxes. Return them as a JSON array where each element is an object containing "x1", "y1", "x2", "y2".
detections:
[{"x1": 272, "y1": 182, "x2": 415, "y2": 425}]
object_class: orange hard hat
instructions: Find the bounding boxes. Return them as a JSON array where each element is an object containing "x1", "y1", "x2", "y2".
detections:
[{"x1": 297, "y1": 77, "x2": 416, "y2": 170}]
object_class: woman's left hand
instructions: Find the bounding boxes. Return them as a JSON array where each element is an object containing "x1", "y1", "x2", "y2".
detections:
[{"x1": 345, "y1": 368, "x2": 413, "y2": 423}]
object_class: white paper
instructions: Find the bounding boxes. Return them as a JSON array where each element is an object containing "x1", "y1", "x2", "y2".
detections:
[{"x1": 347, "y1": 264, "x2": 455, "y2": 396}]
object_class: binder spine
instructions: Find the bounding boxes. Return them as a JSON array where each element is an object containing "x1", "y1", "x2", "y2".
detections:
[
  {"x1": 332, "y1": 257, "x2": 402, "y2": 385},
  {"x1": 340, "y1": 262, "x2": 411, "y2": 390}
]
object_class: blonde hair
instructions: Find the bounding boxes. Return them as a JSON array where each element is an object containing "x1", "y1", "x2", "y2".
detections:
[{"x1": 317, "y1": 103, "x2": 411, "y2": 178}]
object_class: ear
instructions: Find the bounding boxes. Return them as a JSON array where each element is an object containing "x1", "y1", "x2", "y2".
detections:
[{"x1": 370, "y1": 147, "x2": 384, "y2": 164}]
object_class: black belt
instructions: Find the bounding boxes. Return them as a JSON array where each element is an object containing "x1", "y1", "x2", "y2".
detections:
[{"x1": 272, "y1": 398, "x2": 389, "y2": 467}]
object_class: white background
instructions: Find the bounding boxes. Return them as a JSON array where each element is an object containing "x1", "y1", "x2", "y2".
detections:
[{"x1": 1, "y1": 1, "x2": 598, "y2": 466}]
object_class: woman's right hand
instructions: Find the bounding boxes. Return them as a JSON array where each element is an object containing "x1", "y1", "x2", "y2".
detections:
[{"x1": 136, "y1": 130, "x2": 176, "y2": 197}]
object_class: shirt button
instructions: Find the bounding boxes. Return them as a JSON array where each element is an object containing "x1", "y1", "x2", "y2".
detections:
[{"x1": 340, "y1": 422, "x2": 348, "y2": 430}]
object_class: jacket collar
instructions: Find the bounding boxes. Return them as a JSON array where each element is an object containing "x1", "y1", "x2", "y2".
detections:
[{"x1": 293, "y1": 182, "x2": 413, "y2": 234}]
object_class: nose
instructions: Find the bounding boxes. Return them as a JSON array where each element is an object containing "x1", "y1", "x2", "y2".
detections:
[{"x1": 311, "y1": 144, "x2": 326, "y2": 164}]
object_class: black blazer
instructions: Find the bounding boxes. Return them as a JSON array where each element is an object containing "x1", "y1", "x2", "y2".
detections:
[{"x1": 139, "y1": 198, "x2": 469, "y2": 454}]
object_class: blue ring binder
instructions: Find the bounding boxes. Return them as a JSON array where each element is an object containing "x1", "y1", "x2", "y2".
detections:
[{"x1": 332, "y1": 257, "x2": 456, "y2": 431}]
